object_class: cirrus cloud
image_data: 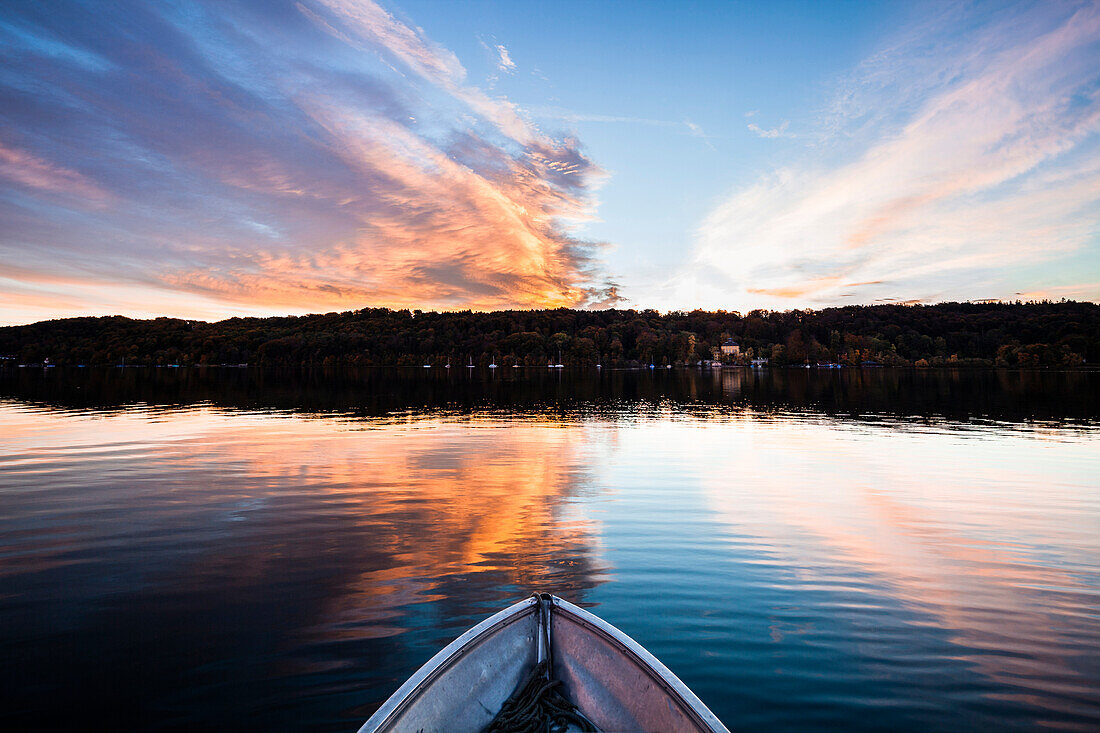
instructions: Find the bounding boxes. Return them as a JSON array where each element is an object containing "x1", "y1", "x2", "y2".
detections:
[
  {"x1": 0, "y1": 0, "x2": 619, "y2": 324},
  {"x1": 673, "y1": 0, "x2": 1100, "y2": 310}
]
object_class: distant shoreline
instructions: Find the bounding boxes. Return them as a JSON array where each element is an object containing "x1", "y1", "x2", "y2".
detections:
[
  {"x1": 2, "y1": 302, "x2": 1096, "y2": 370},
  {"x1": 4, "y1": 363, "x2": 1097, "y2": 371}
]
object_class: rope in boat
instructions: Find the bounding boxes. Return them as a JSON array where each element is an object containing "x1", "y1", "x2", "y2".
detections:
[{"x1": 480, "y1": 659, "x2": 596, "y2": 733}]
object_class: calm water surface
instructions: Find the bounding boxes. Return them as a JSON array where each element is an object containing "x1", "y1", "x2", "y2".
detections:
[{"x1": 1, "y1": 367, "x2": 1097, "y2": 731}]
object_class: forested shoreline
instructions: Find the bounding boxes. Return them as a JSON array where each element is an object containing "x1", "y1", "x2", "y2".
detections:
[{"x1": 1, "y1": 302, "x2": 1096, "y2": 368}]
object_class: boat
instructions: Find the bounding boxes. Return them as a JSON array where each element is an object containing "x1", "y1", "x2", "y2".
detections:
[{"x1": 359, "y1": 593, "x2": 728, "y2": 733}]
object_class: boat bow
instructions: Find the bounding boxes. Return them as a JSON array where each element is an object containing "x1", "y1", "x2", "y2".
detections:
[{"x1": 359, "y1": 594, "x2": 728, "y2": 733}]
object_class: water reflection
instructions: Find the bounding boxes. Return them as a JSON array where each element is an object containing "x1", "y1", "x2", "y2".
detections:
[
  {"x1": 0, "y1": 407, "x2": 607, "y2": 730},
  {"x1": 696, "y1": 420, "x2": 1099, "y2": 724},
  {"x1": 2, "y1": 365, "x2": 1097, "y2": 426},
  {"x1": 0, "y1": 368, "x2": 1097, "y2": 731}
]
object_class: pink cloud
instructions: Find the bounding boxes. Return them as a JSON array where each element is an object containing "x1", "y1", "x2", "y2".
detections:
[
  {"x1": 152, "y1": 95, "x2": 609, "y2": 311},
  {"x1": 671, "y1": 2, "x2": 1100, "y2": 310},
  {"x1": 0, "y1": 141, "x2": 111, "y2": 203},
  {"x1": 0, "y1": 0, "x2": 620, "y2": 322}
]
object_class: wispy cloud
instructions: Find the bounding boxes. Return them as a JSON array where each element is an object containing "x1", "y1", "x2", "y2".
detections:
[
  {"x1": 313, "y1": 0, "x2": 541, "y2": 145},
  {"x1": 0, "y1": 140, "x2": 111, "y2": 203},
  {"x1": 0, "y1": 0, "x2": 618, "y2": 323},
  {"x1": 683, "y1": 119, "x2": 716, "y2": 150},
  {"x1": 1014, "y1": 281, "x2": 1100, "y2": 301},
  {"x1": 529, "y1": 107, "x2": 681, "y2": 127},
  {"x1": 529, "y1": 106, "x2": 717, "y2": 150},
  {"x1": 495, "y1": 44, "x2": 516, "y2": 74},
  {"x1": 673, "y1": 1, "x2": 1100, "y2": 310},
  {"x1": 746, "y1": 120, "x2": 792, "y2": 139}
]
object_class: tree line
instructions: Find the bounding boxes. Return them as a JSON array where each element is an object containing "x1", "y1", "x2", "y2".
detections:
[{"x1": 1, "y1": 301, "x2": 1096, "y2": 368}]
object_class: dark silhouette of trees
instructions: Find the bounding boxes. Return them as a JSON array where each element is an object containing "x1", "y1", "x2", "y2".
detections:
[{"x1": 1, "y1": 301, "x2": 1096, "y2": 368}]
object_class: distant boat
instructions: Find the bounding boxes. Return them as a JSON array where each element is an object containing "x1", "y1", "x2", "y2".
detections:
[
  {"x1": 358, "y1": 594, "x2": 728, "y2": 733},
  {"x1": 423, "y1": 364, "x2": 431, "y2": 368},
  {"x1": 489, "y1": 354, "x2": 498, "y2": 369}
]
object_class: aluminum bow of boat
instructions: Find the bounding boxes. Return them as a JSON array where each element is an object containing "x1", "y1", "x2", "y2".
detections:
[{"x1": 358, "y1": 594, "x2": 728, "y2": 733}]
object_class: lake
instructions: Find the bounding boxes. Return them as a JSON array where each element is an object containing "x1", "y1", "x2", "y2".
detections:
[{"x1": 1, "y1": 366, "x2": 1097, "y2": 731}]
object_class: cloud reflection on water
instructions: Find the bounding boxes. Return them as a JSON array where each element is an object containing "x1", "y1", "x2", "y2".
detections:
[
  {"x1": 698, "y1": 420, "x2": 1099, "y2": 722},
  {"x1": 0, "y1": 406, "x2": 608, "y2": 728},
  {"x1": 0, "y1": 369, "x2": 1097, "y2": 730}
]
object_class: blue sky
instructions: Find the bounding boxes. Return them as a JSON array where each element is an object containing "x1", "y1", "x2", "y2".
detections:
[
  {"x1": 421, "y1": 1, "x2": 900, "y2": 285},
  {"x1": 0, "y1": 0, "x2": 1096, "y2": 323}
]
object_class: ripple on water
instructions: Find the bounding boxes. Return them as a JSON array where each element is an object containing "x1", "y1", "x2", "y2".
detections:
[{"x1": 0, "y1": 370, "x2": 1097, "y2": 731}]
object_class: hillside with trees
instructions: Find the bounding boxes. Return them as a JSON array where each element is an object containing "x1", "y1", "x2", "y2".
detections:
[{"x1": 1, "y1": 301, "x2": 1096, "y2": 368}]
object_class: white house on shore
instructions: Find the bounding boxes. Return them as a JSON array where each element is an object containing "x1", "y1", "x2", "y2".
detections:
[{"x1": 720, "y1": 339, "x2": 740, "y2": 356}]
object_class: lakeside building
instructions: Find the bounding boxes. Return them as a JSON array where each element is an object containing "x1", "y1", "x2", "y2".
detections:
[{"x1": 720, "y1": 339, "x2": 740, "y2": 356}]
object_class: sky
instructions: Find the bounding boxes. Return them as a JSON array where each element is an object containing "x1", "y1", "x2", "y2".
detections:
[{"x1": 0, "y1": 0, "x2": 1097, "y2": 325}]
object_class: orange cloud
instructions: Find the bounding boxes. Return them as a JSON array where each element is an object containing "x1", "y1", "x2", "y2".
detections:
[
  {"x1": 747, "y1": 276, "x2": 845, "y2": 299},
  {"x1": 151, "y1": 90, "x2": 610, "y2": 311},
  {"x1": 0, "y1": 406, "x2": 608, "y2": 639},
  {"x1": 1013, "y1": 282, "x2": 1100, "y2": 302},
  {"x1": 0, "y1": 0, "x2": 619, "y2": 323}
]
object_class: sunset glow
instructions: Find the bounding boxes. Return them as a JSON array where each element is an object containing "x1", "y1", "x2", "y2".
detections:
[{"x1": 1, "y1": 0, "x2": 1097, "y2": 324}]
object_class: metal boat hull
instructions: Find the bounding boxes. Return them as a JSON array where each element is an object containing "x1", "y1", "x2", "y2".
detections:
[{"x1": 359, "y1": 594, "x2": 727, "y2": 733}]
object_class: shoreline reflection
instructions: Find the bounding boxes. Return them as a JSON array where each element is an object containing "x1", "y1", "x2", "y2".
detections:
[
  {"x1": 2, "y1": 365, "x2": 1097, "y2": 429},
  {"x1": 0, "y1": 369, "x2": 1096, "y2": 731}
]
